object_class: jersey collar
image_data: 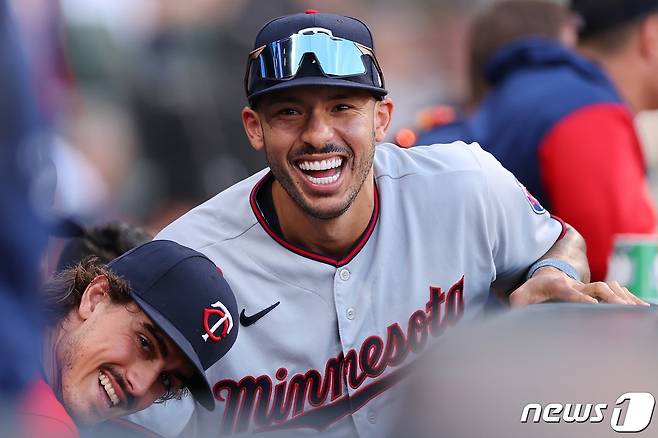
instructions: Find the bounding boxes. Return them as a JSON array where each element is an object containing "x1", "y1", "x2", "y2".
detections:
[{"x1": 249, "y1": 171, "x2": 380, "y2": 267}]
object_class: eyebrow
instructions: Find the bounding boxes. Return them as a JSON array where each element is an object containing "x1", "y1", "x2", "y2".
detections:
[{"x1": 144, "y1": 323, "x2": 169, "y2": 358}]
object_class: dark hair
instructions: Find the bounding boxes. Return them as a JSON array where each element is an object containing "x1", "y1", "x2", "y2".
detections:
[
  {"x1": 42, "y1": 256, "x2": 132, "y2": 327},
  {"x1": 56, "y1": 222, "x2": 153, "y2": 272},
  {"x1": 578, "y1": 17, "x2": 644, "y2": 54},
  {"x1": 468, "y1": 0, "x2": 574, "y2": 104}
]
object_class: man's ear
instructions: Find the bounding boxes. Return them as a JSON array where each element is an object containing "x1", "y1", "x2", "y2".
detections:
[
  {"x1": 242, "y1": 106, "x2": 265, "y2": 151},
  {"x1": 78, "y1": 275, "x2": 110, "y2": 320},
  {"x1": 373, "y1": 98, "x2": 394, "y2": 143}
]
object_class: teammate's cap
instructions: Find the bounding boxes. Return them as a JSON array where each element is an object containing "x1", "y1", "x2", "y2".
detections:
[
  {"x1": 106, "y1": 240, "x2": 239, "y2": 410},
  {"x1": 570, "y1": 0, "x2": 658, "y2": 37},
  {"x1": 245, "y1": 10, "x2": 387, "y2": 105}
]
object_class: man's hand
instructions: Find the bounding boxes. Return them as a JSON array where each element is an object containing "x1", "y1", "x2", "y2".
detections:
[{"x1": 509, "y1": 266, "x2": 649, "y2": 307}]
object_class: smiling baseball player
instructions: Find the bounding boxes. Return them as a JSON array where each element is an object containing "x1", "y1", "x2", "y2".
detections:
[{"x1": 129, "y1": 10, "x2": 644, "y2": 437}]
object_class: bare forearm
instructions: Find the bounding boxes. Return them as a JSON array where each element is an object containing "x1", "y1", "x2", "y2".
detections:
[
  {"x1": 510, "y1": 224, "x2": 648, "y2": 306},
  {"x1": 537, "y1": 223, "x2": 591, "y2": 283}
]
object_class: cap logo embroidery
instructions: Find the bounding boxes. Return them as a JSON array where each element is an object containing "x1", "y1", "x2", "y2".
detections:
[{"x1": 202, "y1": 300, "x2": 234, "y2": 342}]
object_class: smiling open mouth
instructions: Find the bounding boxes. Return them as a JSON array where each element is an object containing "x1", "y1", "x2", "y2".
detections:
[
  {"x1": 297, "y1": 157, "x2": 343, "y2": 185},
  {"x1": 99, "y1": 370, "x2": 120, "y2": 406}
]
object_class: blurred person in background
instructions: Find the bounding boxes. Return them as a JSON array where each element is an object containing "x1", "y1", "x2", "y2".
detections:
[
  {"x1": 419, "y1": 0, "x2": 658, "y2": 282},
  {"x1": 18, "y1": 240, "x2": 239, "y2": 438},
  {"x1": 53, "y1": 221, "x2": 153, "y2": 272},
  {"x1": 52, "y1": 94, "x2": 138, "y2": 222},
  {"x1": 12, "y1": 0, "x2": 139, "y2": 226},
  {"x1": 565, "y1": 0, "x2": 658, "y2": 280},
  {"x1": 0, "y1": 0, "x2": 52, "y2": 427},
  {"x1": 125, "y1": 0, "x2": 297, "y2": 229},
  {"x1": 637, "y1": 110, "x2": 658, "y2": 206},
  {"x1": 416, "y1": 0, "x2": 578, "y2": 145}
]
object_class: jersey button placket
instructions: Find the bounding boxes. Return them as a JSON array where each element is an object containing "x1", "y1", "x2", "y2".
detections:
[
  {"x1": 339, "y1": 268, "x2": 355, "y2": 320},
  {"x1": 334, "y1": 265, "x2": 356, "y2": 381}
]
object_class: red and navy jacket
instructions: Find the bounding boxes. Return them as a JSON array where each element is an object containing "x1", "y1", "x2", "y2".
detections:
[{"x1": 418, "y1": 38, "x2": 656, "y2": 281}]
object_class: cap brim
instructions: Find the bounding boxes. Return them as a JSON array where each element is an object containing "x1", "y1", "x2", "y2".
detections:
[
  {"x1": 248, "y1": 76, "x2": 387, "y2": 105},
  {"x1": 131, "y1": 294, "x2": 215, "y2": 410}
]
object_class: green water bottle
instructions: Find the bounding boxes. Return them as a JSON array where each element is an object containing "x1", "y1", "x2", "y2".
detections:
[{"x1": 607, "y1": 235, "x2": 658, "y2": 302}]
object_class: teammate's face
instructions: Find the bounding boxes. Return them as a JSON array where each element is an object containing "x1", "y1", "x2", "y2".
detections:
[
  {"x1": 243, "y1": 86, "x2": 393, "y2": 219},
  {"x1": 56, "y1": 277, "x2": 194, "y2": 425}
]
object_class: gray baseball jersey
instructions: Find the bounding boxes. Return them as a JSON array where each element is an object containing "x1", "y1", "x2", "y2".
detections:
[{"x1": 131, "y1": 142, "x2": 563, "y2": 437}]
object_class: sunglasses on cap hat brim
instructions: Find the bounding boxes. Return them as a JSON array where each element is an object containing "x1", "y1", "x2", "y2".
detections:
[{"x1": 244, "y1": 27, "x2": 385, "y2": 96}]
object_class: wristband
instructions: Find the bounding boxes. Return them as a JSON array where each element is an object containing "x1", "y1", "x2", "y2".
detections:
[{"x1": 526, "y1": 258, "x2": 581, "y2": 282}]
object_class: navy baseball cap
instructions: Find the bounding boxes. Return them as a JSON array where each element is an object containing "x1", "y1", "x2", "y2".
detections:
[
  {"x1": 245, "y1": 10, "x2": 387, "y2": 106},
  {"x1": 571, "y1": 0, "x2": 658, "y2": 37},
  {"x1": 106, "y1": 240, "x2": 238, "y2": 410}
]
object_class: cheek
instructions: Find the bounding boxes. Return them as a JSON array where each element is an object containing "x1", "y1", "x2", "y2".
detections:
[
  {"x1": 262, "y1": 131, "x2": 297, "y2": 162},
  {"x1": 263, "y1": 121, "x2": 300, "y2": 143},
  {"x1": 339, "y1": 114, "x2": 374, "y2": 141},
  {"x1": 76, "y1": 331, "x2": 136, "y2": 366}
]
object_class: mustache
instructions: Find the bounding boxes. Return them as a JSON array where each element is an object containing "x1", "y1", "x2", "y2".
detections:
[
  {"x1": 105, "y1": 365, "x2": 136, "y2": 410},
  {"x1": 292, "y1": 143, "x2": 353, "y2": 158}
]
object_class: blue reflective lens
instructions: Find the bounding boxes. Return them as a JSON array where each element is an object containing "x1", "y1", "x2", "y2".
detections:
[{"x1": 253, "y1": 30, "x2": 369, "y2": 80}]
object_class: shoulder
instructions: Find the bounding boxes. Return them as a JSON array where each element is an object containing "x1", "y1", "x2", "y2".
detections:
[
  {"x1": 156, "y1": 169, "x2": 268, "y2": 250},
  {"x1": 542, "y1": 101, "x2": 638, "y2": 149},
  {"x1": 18, "y1": 379, "x2": 79, "y2": 438},
  {"x1": 373, "y1": 142, "x2": 499, "y2": 203},
  {"x1": 374, "y1": 141, "x2": 493, "y2": 179},
  {"x1": 491, "y1": 59, "x2": 621, "y2": 121}
]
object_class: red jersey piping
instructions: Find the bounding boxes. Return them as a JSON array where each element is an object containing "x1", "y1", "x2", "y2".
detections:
[{"x1": 249, "y1": 172, "x2": 380, "y2": 267}]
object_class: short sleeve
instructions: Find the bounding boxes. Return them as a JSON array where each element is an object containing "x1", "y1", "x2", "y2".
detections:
[{"x1": 466, "y1": 143, "x2": 564, "y2": 282}]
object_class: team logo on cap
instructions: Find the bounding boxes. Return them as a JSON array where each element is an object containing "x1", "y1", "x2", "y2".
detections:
[{"x1": 202, "y1": 301, "x2": 233, "y2": 342}]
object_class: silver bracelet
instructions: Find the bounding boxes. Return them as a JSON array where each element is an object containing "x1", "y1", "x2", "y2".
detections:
[{"x1": 526, "y1": 258, "x2": 581, "y2": 282}]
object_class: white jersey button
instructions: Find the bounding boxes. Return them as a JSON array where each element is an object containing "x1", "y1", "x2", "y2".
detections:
[
  {"x1": 367, "y1": 411, "x2": 377, "y2": 424},
  {"x1": 346, "y1": 307, "x2": 356, "y2": 320},
  {"x1": 339, "y1": 268, "x2": 351, "y2": 281}
]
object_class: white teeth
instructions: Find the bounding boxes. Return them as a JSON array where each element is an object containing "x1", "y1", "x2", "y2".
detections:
[
  {"x1": 298, "y1": 158, "x2": 343, "y2": 171},
  {"x1": 99, "y1": 371, "x2": 120, "y2": 406},
  {"x1": 306, "y1": 172, "x2": 341, "y2": 185}
]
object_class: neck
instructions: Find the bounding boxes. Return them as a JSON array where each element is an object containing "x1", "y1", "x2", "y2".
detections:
[
  {"x1": 580, "y1": 46, "x2": 650, "y2": 113},
  {"x1": 42, "y1": 326, "x2": 64, "y2": 396},
  {"x1": 272, "y1": 173, "x2": 376, "y2": 260}
]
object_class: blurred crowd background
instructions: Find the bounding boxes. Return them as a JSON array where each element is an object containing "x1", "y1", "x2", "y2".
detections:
[
  {"x1": 9, "y1": 0, "x2": 658, "y2": 234},
  {"x1": 12, "y1": 0, "x2": 631, "y2": 232}
]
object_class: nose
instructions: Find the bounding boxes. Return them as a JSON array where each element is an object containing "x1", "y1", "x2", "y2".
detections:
[
  {"x1": 126, "y1": 360, "x2": 162, "y2": 400},
  {"x1": 300, "y1": 109, "x2": 334, "y2": 149}
]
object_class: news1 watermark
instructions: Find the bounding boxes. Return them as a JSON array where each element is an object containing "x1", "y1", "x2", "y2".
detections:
[{"x1": 521, "y1": 392, "x2": 656, "y2": 433}]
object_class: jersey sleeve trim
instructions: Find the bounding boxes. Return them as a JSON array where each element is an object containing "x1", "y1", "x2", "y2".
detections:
[
  {"x1": 550, "y1": 214, "x2": 567, "y2": 240},
  {"x1": 249, "y1": 171, "x2": 381, "y2": 267}
]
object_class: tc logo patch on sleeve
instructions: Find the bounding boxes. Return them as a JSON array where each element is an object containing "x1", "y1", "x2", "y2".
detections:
[{"x1": 516, "y1": 180, "x2": 546, "y2": 215}]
